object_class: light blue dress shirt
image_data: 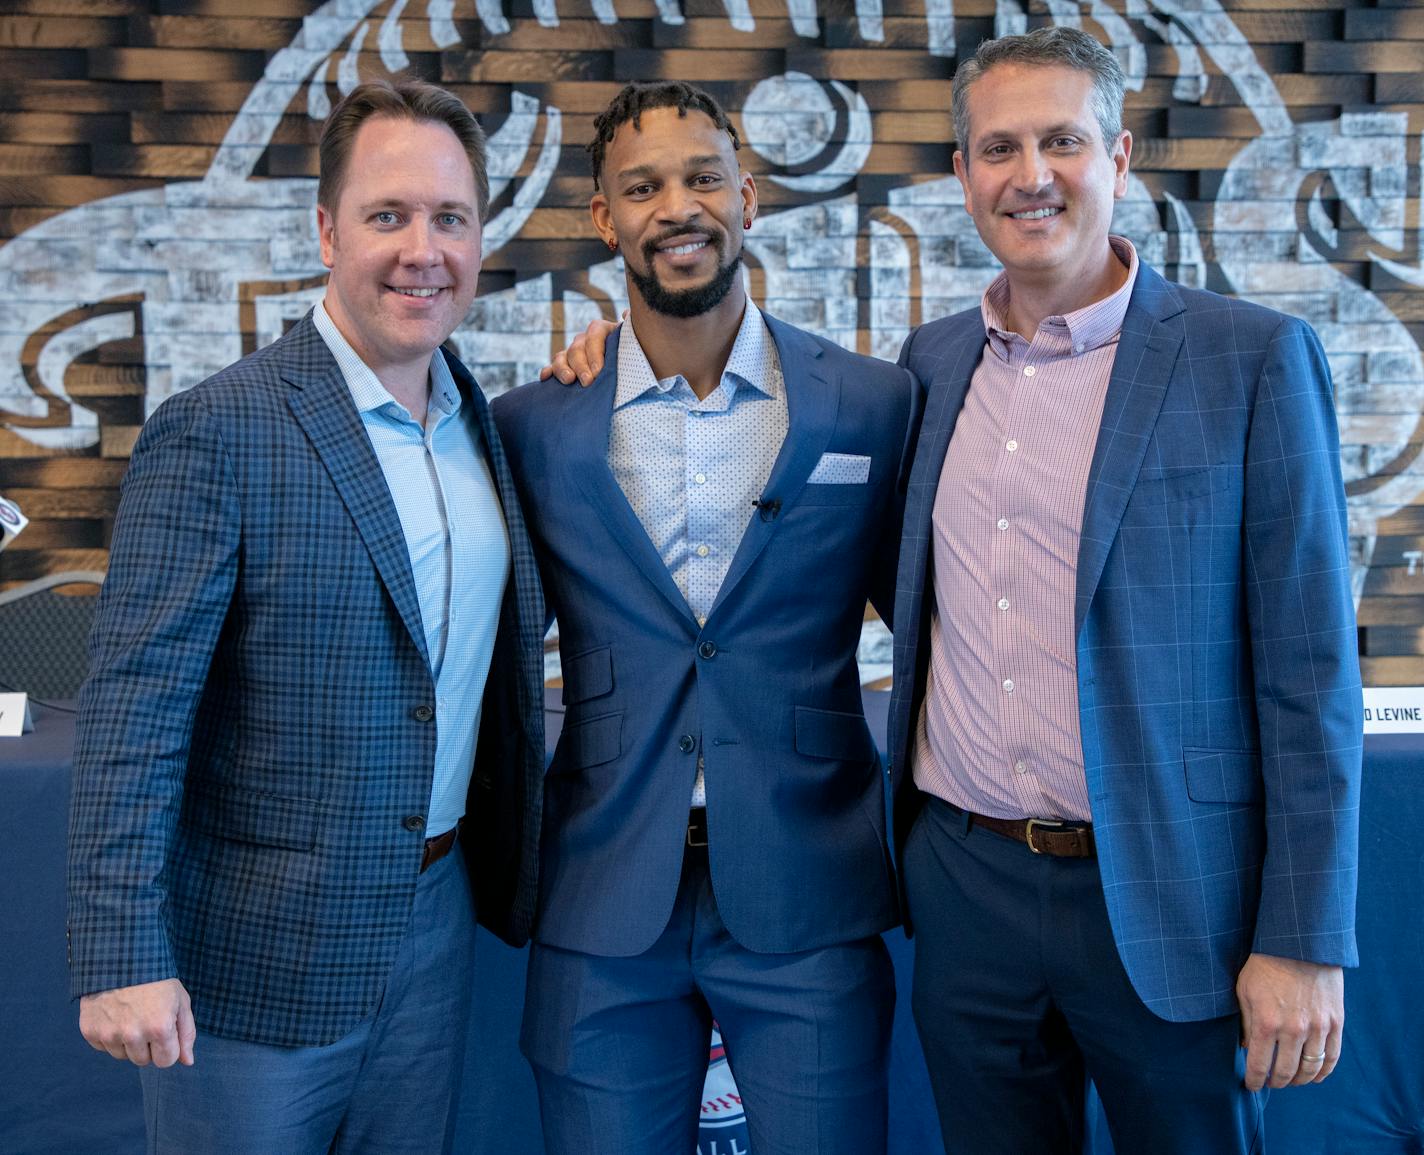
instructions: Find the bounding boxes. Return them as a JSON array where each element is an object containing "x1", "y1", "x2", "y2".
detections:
[
  {"x1": 314, "y1": 303, "x2": 509, "y2": 836},
  {"x1": 609, "y1": 301, "x2": 788, "y2": 805}
]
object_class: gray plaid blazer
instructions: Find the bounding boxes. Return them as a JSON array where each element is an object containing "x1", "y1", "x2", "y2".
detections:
[{"x1": 67, "y1": 314, "x2": 545, "y2": 1047}]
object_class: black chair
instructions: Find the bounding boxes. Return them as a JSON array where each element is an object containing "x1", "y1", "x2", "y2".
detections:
[{"x1": 0, "y1": 571, "x2": 105, "y2": 700}]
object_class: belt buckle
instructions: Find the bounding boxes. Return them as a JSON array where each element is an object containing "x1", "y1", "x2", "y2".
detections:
[
  {"x1": 1024, "y1": 818, "x2": 1057, "y2": 855},
  {"x1": 687, "y1": 811, "x2": 708, "y2": 849}
]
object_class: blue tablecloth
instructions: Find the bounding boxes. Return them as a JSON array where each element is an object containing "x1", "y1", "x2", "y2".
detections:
[
  {"x1": 2, "y1": 700, "x2": 1417, "y2": 1153},
  {"x1": 1260, "y1": 734, "x2": 1424, "y2": 1151}
]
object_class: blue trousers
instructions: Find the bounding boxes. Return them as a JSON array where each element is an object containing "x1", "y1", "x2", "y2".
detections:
[
  {"x1": 521, "y1": 841, "x2": 895, "y2": 1155},
  {"x1": 138, "y1": 845, "x2": 478, "y2": 1155},
  {"x1": 905, "y1": 795, "x2": 1265, "y2": 1155}
]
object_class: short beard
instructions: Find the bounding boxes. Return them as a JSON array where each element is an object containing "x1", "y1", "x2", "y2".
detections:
[{"x1": 628, "y1": 237, "x2": 743, "y2": 319}]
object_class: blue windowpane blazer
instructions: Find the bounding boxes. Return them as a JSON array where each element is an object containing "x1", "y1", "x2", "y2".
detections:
[{"x1": 890, "y1": 266, "x2": 1363, "y2": 1021}]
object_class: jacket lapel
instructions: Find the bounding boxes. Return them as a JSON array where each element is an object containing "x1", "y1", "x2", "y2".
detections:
[
  {"x1": 899, "y1": 321, "x2": 982, "y2": 569},
  {"x1": 446, "y1": 353, "x2": 547, "y2": 725},
  {"x1": 561, "y1": 329, "x2": 697, "y2": 625},
  {"x1": 707, "y1": 314, "x2": 838, "y2": 618},
  {"x1": 888, "y1": 314, "x2": 984, "y2": 767},
  {"x1": 1074, "y1": 265, "x2": 1186, "y2": 635},
  {"x1": 891, "y1": 318, "x2": 983, "y2": 637},
  {"x1": 281, "y1": 315, "x2": 431, "y2": 667}
]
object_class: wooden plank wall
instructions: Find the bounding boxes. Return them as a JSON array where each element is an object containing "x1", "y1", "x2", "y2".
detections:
[{"x1": 0, "y1": 0, "x2": 1421, "y2": 684}]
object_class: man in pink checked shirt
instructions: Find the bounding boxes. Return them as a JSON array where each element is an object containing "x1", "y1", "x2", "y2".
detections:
[{"x1": 885, "y1": 26, "x2": 1360, "y2": 1154}]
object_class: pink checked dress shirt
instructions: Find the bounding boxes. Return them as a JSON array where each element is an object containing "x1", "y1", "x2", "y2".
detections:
[{"x1": 914, "y1": 237, "x2": 1139, "y2": 822}]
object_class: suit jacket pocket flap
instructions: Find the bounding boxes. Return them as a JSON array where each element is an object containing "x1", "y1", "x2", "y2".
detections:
[
  {"x1": 798, "y1": 481, "x2": 876, "y2": 506},
  {"x1": 794, "y1": 706, "x2": 877, "y2": 761},
  {"x1": 560, "y1": 711, "x2": 622, "y2": 769},
  {"x1": 561, "y1": 645, "x2": 613, "y2": 705},
  {"x1": 1183, "y1": 747, "x2": 1263, "y2": 804},
  {"x1": 1137, "y1": 465, "x2": 1234, "y2": 505},
  {"x1": 191, "y1": 782, "x2": 320, "y2": 851}
]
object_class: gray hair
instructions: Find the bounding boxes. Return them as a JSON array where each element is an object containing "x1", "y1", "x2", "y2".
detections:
[{"x1": 952, "y1": 27, "x2": 1126, "y2": 160}]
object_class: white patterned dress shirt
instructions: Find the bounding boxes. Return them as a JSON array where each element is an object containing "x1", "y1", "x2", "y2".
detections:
[{"x1": 609, "y1": 302, "x2": 788, "y2": 806}]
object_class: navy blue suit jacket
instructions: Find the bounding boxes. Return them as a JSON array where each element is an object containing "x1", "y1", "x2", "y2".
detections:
[
  {"x1": 67, "y1": 314, "x2": 546, "y2": 1047},
  {"x1": 493, "y1": 314, "x2": 916, "y2": 957},
  {"x1": 890, "y1": 266, "x2": 1363, "y2": 1021}
]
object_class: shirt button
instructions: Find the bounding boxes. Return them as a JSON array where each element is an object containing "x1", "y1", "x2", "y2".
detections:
[
  {"x1": 1023, "y1": 365, "x2": 1036, "y2": 377},
  {"x1": 997, "y1": 597, "x2": 1010, "y2": 611},
  {"x1": 696, "y1": 544, "x2": 710, "y2": 558},
  {"x1": 697, "y1": 615, "x2": 707, "y2": 627},
  {"x1": 1014, "y1": 760, "x2": 1028, "y2": 775},
  {"x1": 997, "y1": 518, "x2": 1009, "y2": 531},
  {"x1": 1002, "y1": 678, "x2": 1015, "y2": 693},
  {"x1": 412, "y1": 705, "x2": 434, "y2": 722},
  {"x1": 694, "y1": 472, "x2": 707, "y2": 484},
  {"x1": 699, "y1": 641, "x2": 717, "y2": 659},
  {"x1": 1006, "y1": 439, "x2": 1018, "y2": 453},
  {"x1": 1075, "y1": 343, "x2": 1085, "y2": 353},
  {"x1": 403, "y1": 814, "x2": 426, "y2": 832},
  {"x1": 679, "y1": 734, "x2": 696, "y2": 753}
]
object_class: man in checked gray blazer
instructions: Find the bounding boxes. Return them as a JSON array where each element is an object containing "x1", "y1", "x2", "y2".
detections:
[{"x1": 66, "y1": 80, "x2": 544, "y2": 1154}]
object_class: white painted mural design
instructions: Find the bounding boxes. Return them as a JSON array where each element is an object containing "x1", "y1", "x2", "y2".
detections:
[{"x1": 1, "y1": 0, "x2": 1420, "y2": 629}]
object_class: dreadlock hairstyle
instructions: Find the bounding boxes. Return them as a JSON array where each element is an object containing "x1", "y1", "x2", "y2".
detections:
[{"x1": 587, "y1": 81, "x2": 741, "y2": 190}]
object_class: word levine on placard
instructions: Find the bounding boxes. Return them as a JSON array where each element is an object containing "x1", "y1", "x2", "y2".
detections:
[{"x1": 1361, "y1": 687, "x2": 1424, "y2": 734}]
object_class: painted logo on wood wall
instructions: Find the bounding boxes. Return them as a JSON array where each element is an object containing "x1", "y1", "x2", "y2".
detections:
[{"x1": 0, "y1": 0, "x2": 1419, "y2": 612}]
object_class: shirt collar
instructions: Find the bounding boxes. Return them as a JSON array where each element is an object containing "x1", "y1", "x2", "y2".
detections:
[
  {"x1": 980, "y1": 235, "x2": 1139, "y2": 356},
  {"x1": 312, "y1": 300, "x2": 460, "y2": 421},
  {"x1": 613, "y1": 299, "x2": 783, "y2": 411}
]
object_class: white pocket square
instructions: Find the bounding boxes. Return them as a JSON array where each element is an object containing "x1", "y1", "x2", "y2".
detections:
[{"x1": 807, "y1": 452, "x2": 871, "y2": 485}]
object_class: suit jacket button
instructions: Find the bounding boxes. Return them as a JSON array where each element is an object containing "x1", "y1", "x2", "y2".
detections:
[
  {"x1": 403, "y1": 814, "x2": 426, "y2": 832},
  {"x1": 412, "y1": 704, "x2": 434, "y2": 722},
  {"x1": 698, "y1": 641, "x2": 717, "y2": 659},
  {"x1": 679, "y1": 734, "x2": 696, "y2": 753}
]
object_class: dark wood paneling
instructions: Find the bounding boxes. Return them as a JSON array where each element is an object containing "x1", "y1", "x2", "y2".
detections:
[{"x1": 0, "y1": 0, "x2": 1420, "y2": 679}]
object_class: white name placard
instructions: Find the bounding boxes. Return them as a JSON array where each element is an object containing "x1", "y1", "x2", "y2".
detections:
[
  {"x1": 0, "y1": 692, "x2": 34, "y2": 737},
  {"x1": 1362, "y1": 687, "x2": 1424, "y2": 734}
]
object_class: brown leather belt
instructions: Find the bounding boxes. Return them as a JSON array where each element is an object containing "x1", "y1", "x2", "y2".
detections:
[
  {"x1": 969, "y1": 811, "x2": 1096, "y2": 858},
  {"x1": 420, "y1": 825, "x2": 459, "y2": 873},
  {"x1": 687, "y1": 807, "x2": 708, "y2": 849}
]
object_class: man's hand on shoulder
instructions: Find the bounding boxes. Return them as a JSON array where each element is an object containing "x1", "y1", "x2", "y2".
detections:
[
  {"x1": 1237, "y1": 953, "x2": 1344, "y2": 1091},
  {"x1": 80, "y1": 977, "x2": 196, "y2": 1068},
  {"x1": 537, "y1": 315, "x2": 621, "y2": 386}
]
